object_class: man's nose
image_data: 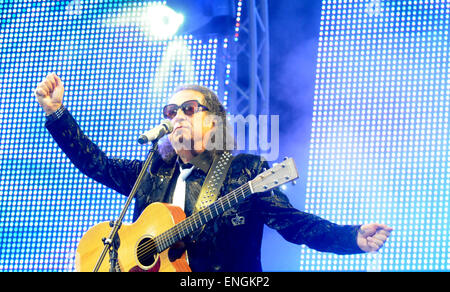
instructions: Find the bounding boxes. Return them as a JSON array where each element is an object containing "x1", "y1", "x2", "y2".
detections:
[{"x1": 172, "y1": 108, "x2": 188, "y2": 123}]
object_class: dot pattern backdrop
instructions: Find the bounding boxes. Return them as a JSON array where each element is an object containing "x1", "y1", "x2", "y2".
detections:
[
  {"x1": 0, "y1": 0, "x2": 230, "y2": 271},
  {"x1": 1, "y1": 0, "x2": 449, "y2": 273},
  {"x1": 300, "y1": 0, "x2": 449, "y2": 271}
]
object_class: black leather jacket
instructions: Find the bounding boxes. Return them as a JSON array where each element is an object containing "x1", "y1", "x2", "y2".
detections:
[{"x1": 46, "y1": 108, "x2": 364, "y2": 272}]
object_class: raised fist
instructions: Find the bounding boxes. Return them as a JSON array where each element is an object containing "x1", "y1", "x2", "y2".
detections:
[{"x1": 35, "y1": 73, "x2": 64, "y2": 115}]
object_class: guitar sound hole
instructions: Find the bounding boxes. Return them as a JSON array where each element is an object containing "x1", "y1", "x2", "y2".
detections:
[{"x1": 136, "y1": 236, "x2": 158, "y2": 267}]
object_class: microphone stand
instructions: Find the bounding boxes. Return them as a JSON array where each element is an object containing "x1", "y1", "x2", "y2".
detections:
[{"x1": 92, "y1": 140, "x2": 159, "y2": 272}]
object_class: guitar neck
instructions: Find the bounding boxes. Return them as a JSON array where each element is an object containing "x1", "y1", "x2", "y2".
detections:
[{"x1": 155, "y1": 182, "x2": 253, "y2": 252}]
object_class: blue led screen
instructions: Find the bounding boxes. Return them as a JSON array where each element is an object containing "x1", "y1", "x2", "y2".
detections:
[
  {"x1": 1, "y1": 0, "x2": 449, "y2": 272},
  {"x1": 300, "y1": 0, "x2": 449, "y2": 271}
]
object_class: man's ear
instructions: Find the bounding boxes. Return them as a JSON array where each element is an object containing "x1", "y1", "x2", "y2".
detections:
[{"x1": 204, "y1": 114, "x2": 217, "y2": 131}]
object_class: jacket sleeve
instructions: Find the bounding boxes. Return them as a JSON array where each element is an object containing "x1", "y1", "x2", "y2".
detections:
[
  {"x1": 252, "y1": 159, "x2": 364, "y2": 255},
  {"x1": 45, "y1": 108, "x2": 143, "y2": 197}
]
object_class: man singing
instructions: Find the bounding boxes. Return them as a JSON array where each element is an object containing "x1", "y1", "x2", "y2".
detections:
[{"x1": 35, "y1": 72, "x2": 392, "y2": 272}]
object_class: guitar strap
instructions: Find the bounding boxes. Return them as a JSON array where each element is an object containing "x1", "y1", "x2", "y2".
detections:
[{"x1": 193, "y1": 150, "x2": 234, "y2": 213}]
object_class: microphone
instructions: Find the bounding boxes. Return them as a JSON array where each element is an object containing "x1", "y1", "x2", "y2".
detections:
[{"x1": 138, "y1": 119, "x2": 174, "y2": 144}]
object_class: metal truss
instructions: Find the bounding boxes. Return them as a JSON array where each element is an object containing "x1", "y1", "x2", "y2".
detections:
[{"x1": 227, "y1": 0, "x2": 270, "y2": 117}]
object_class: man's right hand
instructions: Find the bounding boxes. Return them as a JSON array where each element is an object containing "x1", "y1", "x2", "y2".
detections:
[{"x1": 35, "y1": 73, "x2": 64, "y2": 115}]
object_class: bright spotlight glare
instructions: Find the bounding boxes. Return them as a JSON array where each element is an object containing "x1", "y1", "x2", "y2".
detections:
[{"x1": 141, "y1": 4, "x2": 184, "y2": 39}]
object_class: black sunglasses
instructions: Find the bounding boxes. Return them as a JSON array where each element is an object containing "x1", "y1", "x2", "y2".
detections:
[{"x1": 163, "y1": 100, "x2": 209, "y2": 120}]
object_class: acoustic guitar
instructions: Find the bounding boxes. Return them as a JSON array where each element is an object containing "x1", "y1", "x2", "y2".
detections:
[{"x1": 75, "y1": 158, "x2": 299, "y2": 272}]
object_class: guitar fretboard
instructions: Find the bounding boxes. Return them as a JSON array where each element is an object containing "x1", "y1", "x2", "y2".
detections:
[{"x1": 154, "y1": 182, "x2": 253, "y2": 252}]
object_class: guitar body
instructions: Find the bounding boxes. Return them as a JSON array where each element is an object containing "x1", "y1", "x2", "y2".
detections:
[{"x1": 75, "y1": 203, "x2": 191, "y2": 272}]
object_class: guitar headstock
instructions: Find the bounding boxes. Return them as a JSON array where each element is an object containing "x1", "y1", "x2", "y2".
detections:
[{"x1": 250, "y1": 157, "x2": 299, "y2": 194}]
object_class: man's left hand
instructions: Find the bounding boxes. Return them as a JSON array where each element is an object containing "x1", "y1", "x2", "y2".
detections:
[{"x1": 357, "y1": 223, "x2": 393, "y2": 253}]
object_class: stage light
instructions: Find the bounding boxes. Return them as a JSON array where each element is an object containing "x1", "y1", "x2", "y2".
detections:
[
  {"x1": 140, "y1": 3, "x2": 184, "y2": 39},
  {"x1": 165, "y1": 0, "x2": 235, "y2": 36},
  {"x1": 107, "y1": 2, "x2": 184, "y2": 40}
]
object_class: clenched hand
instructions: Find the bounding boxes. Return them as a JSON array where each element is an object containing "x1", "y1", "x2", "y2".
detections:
[
  {"x1": 357, "y1": 223, "x2": 393, "y2": 253},
  {"x1": 34, "y1": 73, "x2": 64, "y2": 115}
]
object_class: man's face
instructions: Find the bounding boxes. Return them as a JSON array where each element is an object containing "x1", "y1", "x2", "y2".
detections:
[{"x1": 166, "y1": 90, "x2": 213, "y2": 154}]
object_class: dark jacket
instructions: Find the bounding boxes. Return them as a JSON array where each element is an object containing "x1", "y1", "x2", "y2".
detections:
[{"x1": 46, "y1": 108, "x2": 364, "y2": 272}]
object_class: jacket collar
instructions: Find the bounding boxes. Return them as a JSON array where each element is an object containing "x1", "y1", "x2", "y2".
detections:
[{"x1": 177, "y1": 150, "x2": 215, "y2": 175}]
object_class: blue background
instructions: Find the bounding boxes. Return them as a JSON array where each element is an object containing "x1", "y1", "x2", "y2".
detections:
[{"x1": 0, "y1": 0, "x2": 449, "y2": 271}]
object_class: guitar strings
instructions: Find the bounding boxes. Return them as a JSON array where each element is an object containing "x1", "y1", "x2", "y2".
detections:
[
  {"x1": 134, "y1": 184, "x2": 252, "y2": 261},
  {"x1": 135, "y1": 184, "x2": 252, "y2": 261}
]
